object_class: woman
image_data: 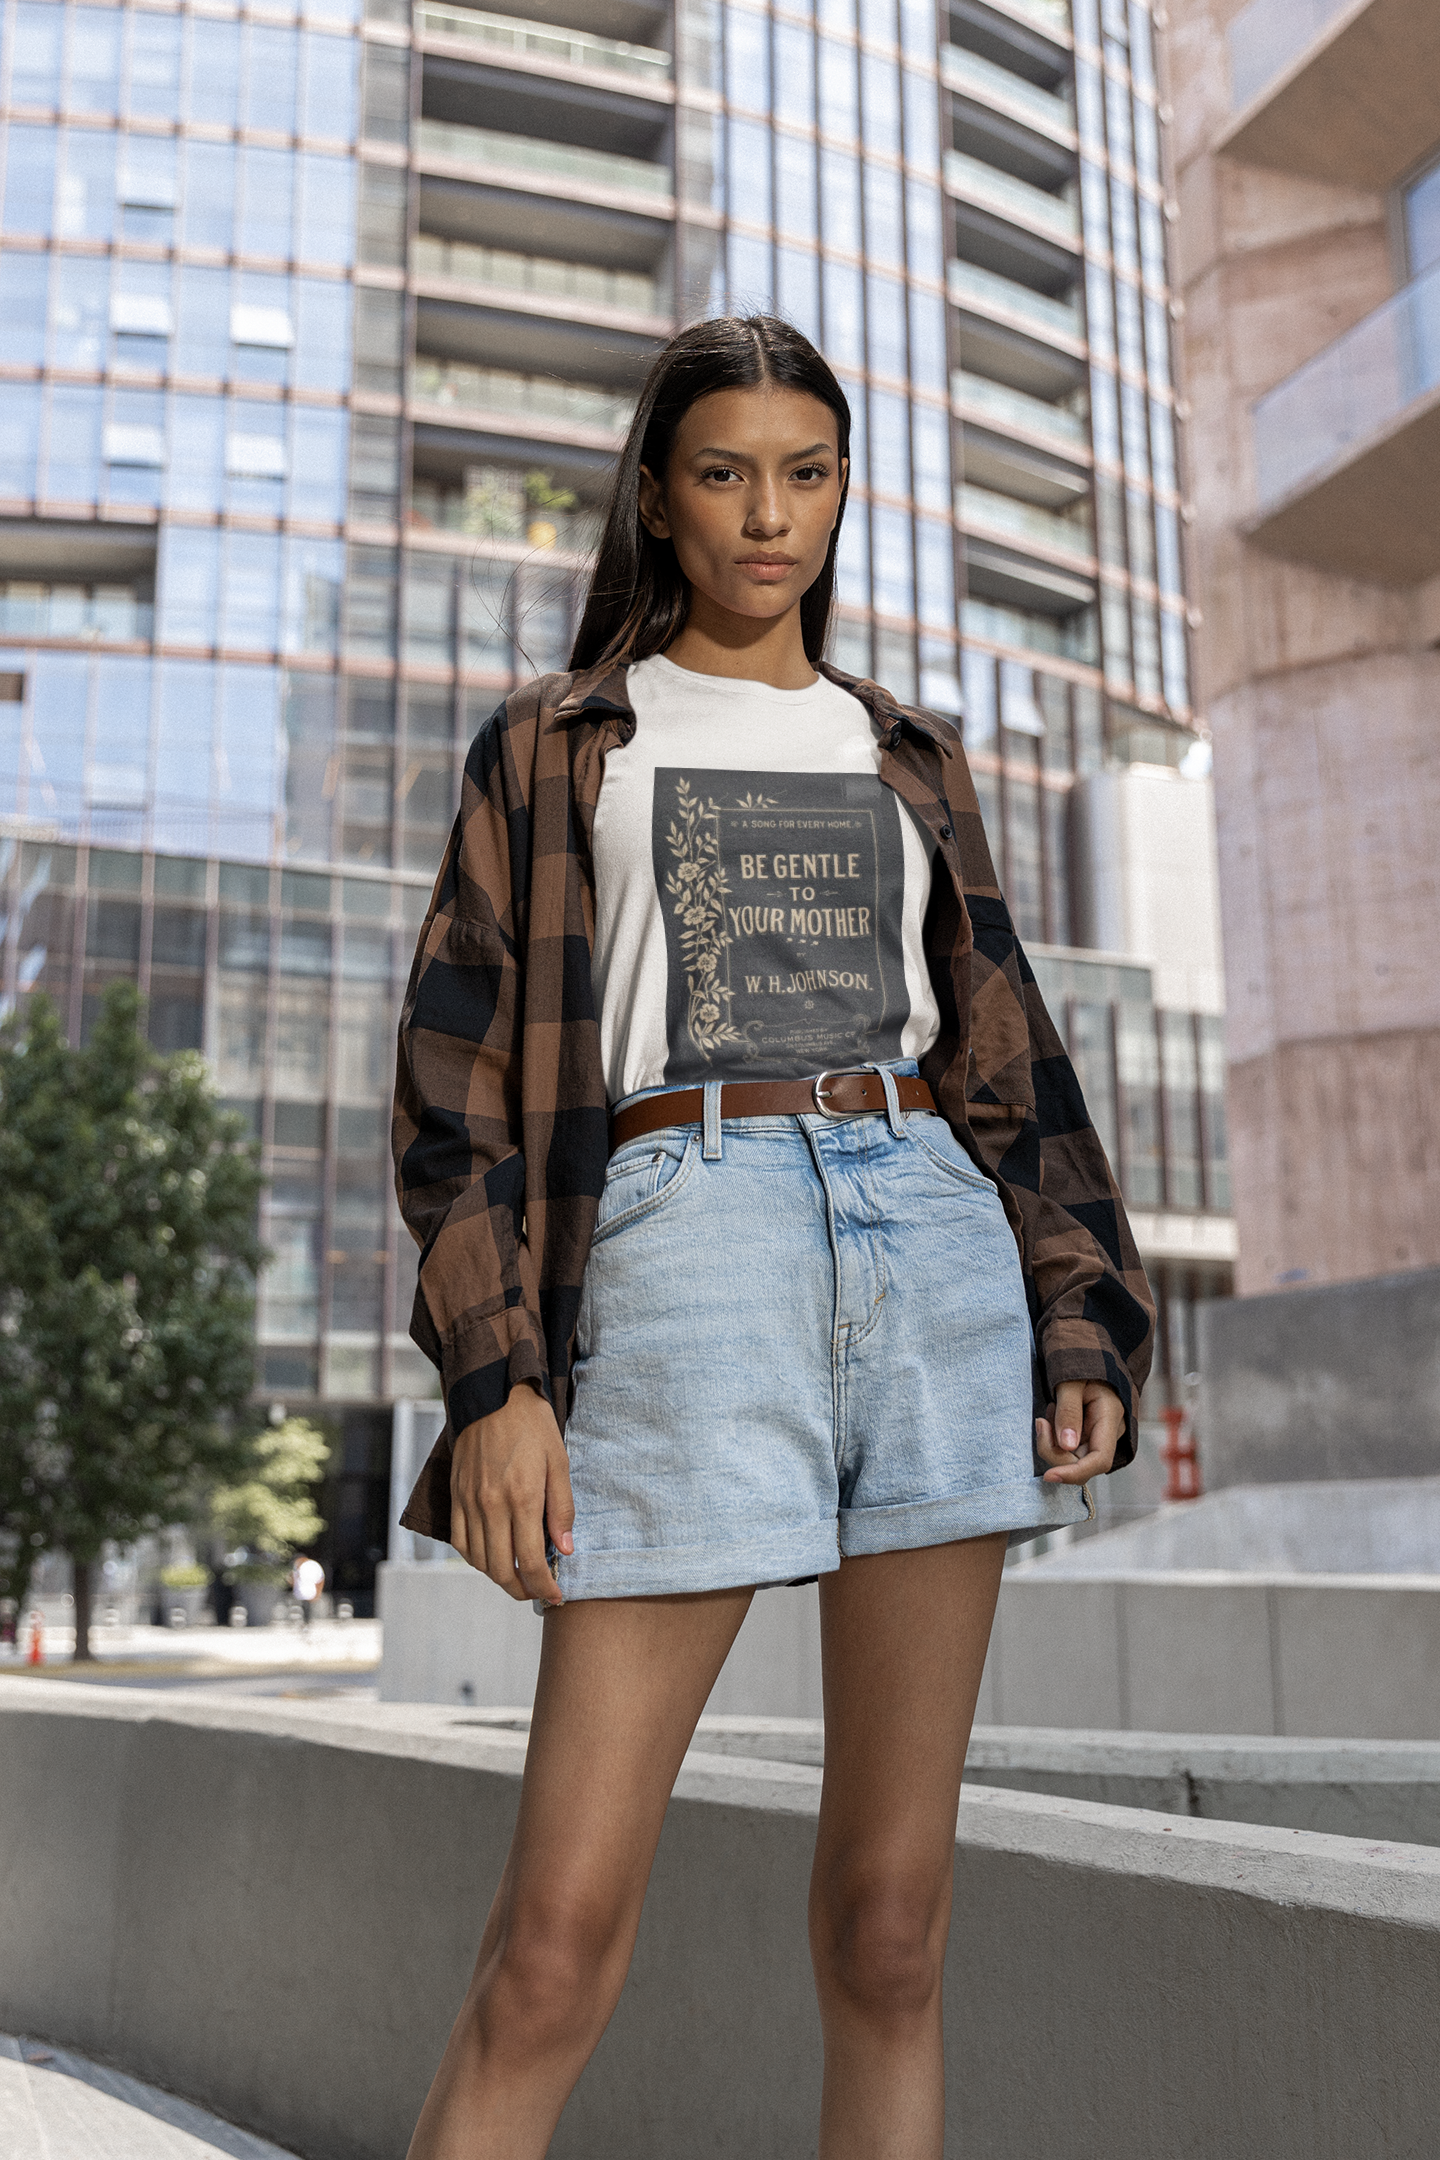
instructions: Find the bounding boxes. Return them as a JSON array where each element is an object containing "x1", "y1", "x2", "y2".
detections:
[{"x1": 394, "y1": 316, "x2": 1153, "y2": 2159}]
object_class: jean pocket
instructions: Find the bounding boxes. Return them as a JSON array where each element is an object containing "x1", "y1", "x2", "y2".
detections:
[
  {"x1": 906, "y1": 1117, "x2": 997, "y2": 1194},
  {"x1": 592, "y1": 1131, "x2": 697, "y2": 1245}
]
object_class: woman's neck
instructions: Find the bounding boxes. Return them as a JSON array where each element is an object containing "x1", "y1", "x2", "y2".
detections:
[{"x1": 661, "y1": 595, "x2": 818, "y2": 690}]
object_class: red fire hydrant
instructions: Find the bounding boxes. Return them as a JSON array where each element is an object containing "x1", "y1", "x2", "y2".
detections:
[
  {"x1": 1160, "y1": 1405, "x2": 1202, "y2": 1502},
  {"x1": 25, "y1": 1611, "x2": 44, "y2": 1665}
]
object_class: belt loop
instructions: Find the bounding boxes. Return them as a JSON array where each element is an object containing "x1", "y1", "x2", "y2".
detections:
[
  {"x1": 869, "y1": 1062, "x2": 905, "y2": 1140},
  {"x1": 702, "y1": 1078, "x2": 724, "y2": 1161}
]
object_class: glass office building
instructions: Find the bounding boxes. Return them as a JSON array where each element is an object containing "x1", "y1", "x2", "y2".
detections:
[{"x1": 0, "y1": 0, "x2": 1223, "y2": 1593}]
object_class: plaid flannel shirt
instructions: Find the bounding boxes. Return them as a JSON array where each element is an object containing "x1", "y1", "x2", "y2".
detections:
[{"x1": 394, "y1": 658, "x2": 1154, "y2": 1541}]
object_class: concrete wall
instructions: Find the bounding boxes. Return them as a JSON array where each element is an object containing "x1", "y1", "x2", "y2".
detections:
[
  {"x1": 983, "y1": 1571, "x2": 1440, "y2": 1739},
  {"x1": 1168, "y1": 1, "x2": 1440, "y2": 1292},
  {"x1": 378, "y1": 1562, "x2": 823, "y2": 1718},
  {"x1": 1020, "y1": 1479, "x2": 1440, "y2": 1572},
  {"x1": 1196, "y1": 1267, "x2": 1440, "y2": 1485},
  {"x1": 380, "y1": 1559, "x2": 1440, "y2": 1740},
  {"x1": 1, "y1": 1686, "x2": 1437, "y2": 2160}
]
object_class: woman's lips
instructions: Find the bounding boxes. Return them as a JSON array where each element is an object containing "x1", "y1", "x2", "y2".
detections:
[{"x1": 736, "y1": 557, "x2": 797, "y2": 583}]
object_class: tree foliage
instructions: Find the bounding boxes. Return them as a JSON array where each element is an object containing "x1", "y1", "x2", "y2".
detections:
[
  {"x1": 203, "y1": 1416, "x2": 331, "y2": 1571},
  {"x1": 0, "y1": 985, "x2": 265, "y2": 1647}
]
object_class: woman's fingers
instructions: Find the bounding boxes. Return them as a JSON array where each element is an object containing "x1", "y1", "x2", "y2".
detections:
[
  {"x1": 1038, "y1": 1381, "x2": 1125, "y2": 1483},
  {"x1": 546, "y1": 1445, "x2": 576, "y2": 1562},
  {"x1": 512, "y1": 1510, "x2": 562, "y2": 1607}
]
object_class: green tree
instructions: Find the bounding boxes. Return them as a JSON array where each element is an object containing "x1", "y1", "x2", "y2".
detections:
[
  {"x1": 0, "y1": 985, "x2": 264, "y2": 1658},
  {"x1": 203, "y1": 1415, "x2": 331, "y2": 1575}
]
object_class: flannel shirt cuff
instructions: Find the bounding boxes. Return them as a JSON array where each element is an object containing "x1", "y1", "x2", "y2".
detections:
[{"x1": 440, "y1": 1304, "x2": 549, "y2": 1439}]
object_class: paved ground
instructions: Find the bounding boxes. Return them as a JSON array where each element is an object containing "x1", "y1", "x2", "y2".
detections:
[
  {"x1": 0, "y1": 1620, "x2": 380, "y2": 1697},
  {"x1": 0, "y1": 2036, "x2": 297, "y2": 2159}
]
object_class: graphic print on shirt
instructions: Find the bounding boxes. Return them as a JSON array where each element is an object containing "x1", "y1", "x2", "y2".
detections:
[{"x1": 653, "y1": 767, "x2": 910, "y2": 1081}]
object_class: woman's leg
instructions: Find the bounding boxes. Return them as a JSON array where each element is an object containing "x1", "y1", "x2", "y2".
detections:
[
  {"x1": 408, "y1": 1584, "x2": 754, "y2": 2160},
  {"x1": 809, "y1": 1534, "x2": 1008, "y2": 2160}
]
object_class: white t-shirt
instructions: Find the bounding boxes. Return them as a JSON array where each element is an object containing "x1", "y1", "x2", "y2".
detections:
[{"x1": 591, "y1": 654, "x2": 941, "y2": 1102}]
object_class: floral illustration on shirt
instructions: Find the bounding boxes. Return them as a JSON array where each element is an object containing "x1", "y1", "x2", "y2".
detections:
[{"x1": 664, "y1": 777, "x2": 744, "y2": 1061}]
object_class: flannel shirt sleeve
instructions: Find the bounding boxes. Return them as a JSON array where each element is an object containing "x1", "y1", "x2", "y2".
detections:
[
  {"x1": 965, "y1": 927, "x2": 1155, "y2": 1466},
  {"x1": 392, "y1": 709, "x2": 550, "y2": 1439}
]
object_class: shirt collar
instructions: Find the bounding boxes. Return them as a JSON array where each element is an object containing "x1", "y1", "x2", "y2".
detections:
[{"x1": 549, "y1": 655, "x2": 957, "y2": 757}]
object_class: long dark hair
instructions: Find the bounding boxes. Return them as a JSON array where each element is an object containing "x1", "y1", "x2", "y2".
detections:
[{"x1": 568, "y1": 315, "x2": 851, "y2": 672}]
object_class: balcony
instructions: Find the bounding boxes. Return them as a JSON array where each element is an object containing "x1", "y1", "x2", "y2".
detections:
[
  {"x1": 416, "y1": 118, "x2": 671, "y2": 202},
  {"x1": 0, "y1": 581, "x2": 154, "y2": 644},
  {"x1": 952, "y1": 369, "x2": 1086, "y2": 451},
  {"x1": 959, "y1": 482, "x2": 1093, "y2": 564},
  {"x1": 942, "y1": 44, "x2": 1076, "y2": 151},
  {"x1": 1218, "y1": 0, "x2": 1440, "y2": 191},
  {"x1": 413, "y1": 235, "x2": 661, "y2": 320},
  {"x1": 947, "y1": 259, "x2": 1085, "y2": 402},
  {"x1": 944, "y1": 152, "x2": 1078, "y2": 250},
  {"x1": 947, "y1": 0, "x2": 1071, "y2": 87},
  {"x1": 1248, "y1": 260, "x2": 1440, "y2": 585},
  {"x1": 416, "y1": 3, "x2": 671, "y2": 86},
  {"x1": 410, "y1": 358, "x2": 635, "y2": 445}
]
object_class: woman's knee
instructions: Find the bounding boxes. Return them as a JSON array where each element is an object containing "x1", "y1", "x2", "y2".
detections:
[
  {"x1": 811, "y1": 1867, "x2": 948, "y2": 2023},
  {"x1": 479, "y1": 1886, "x2": 632, "y2": 2052}
]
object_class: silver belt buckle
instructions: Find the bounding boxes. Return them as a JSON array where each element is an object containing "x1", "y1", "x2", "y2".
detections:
[{"x1": 812, "y1": 1068, "x2": 849, "y2": 1119}]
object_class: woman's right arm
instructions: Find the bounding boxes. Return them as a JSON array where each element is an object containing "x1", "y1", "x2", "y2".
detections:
[{"x1": 393, "y1": 707, "x2": 572, "y2": 1601}]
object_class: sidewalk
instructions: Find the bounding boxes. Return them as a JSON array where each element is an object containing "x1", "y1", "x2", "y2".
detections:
[
  {"x1": 0, "y1": 2035, "x2": 297, "y2": 2159},
  {"x1": 0, "y1": 1619, "x2": 380, "y2": 1693}
]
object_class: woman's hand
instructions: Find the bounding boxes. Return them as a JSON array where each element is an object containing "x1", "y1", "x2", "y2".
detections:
[
  {"x1": 1036, "y1": 1380, "x2": 1126, "y2": 1486},
  {"x1": 450, "y1": 1386, "x2": 576, "y2": 1607}
]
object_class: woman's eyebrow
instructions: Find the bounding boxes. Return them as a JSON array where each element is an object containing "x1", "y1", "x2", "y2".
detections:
[{"x1": 691, "y1": 442, "x2": 833, "y2": 461}]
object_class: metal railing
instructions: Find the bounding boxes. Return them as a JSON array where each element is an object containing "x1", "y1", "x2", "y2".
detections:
[
  {"x1": 944, "y1": 151, "x2": 1080, "y2": 247},
  {"x1": 991, "y1": 0, "x2": 1070, "y2": 40},
  {"x1": 416, "y1": 118, "x2": 671, "y2": 198},
  {"x1": 0, "y1": 585, "x2": 153, "y2": 643},
  {"x1": 410, "y1": 358, "x2": 636, "y2": 435},
  {"x1": 412, "y1": 234, "x2": 659, "y2": 315},
  {"x1": 958, "y1": 483, "x2": 1094, "y2": 559},
  {"x1": 947, "y1": 259, "x2": 1084, "y2": 343},
  {"x1": 416, "y1": 3, "x2": 670, "y2": 83},
  {"x1": 1227, "y1": 0, "x2": 1347, "y2": 110},
  {"x1": 1252, "y1": 259, "x2": 1440, "y2": 508},
  {"x1": 940, "y1": 44, "x2": 1074, "y2": 142},
  {"x1": 952, "y1": 369, "x2": 1087, "y2": 447}
]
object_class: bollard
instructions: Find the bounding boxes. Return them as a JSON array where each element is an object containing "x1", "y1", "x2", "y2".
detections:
[
  {"x1": 1159, "y1": 1404, "x2": 1202, "y2": 1501},
  {"x1": 25, "y1": 1611, "x2": 43, "y2": 1665}
]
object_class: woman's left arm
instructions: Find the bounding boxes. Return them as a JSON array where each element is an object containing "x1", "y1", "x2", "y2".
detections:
[{"x1": 961, "y1": 930, "x2": 1156, "y2": 1474}]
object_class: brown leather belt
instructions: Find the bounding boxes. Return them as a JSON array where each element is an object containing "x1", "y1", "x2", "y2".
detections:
[{"x1": 609, "y1": 1069, "x2": 937, "y2": 1151}]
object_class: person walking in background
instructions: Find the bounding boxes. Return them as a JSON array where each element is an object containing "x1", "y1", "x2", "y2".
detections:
[
  {"x1": 290, "y1": 1552, "x2": 324, "y2": 1627},
  {"x1": 393, "y1": 316, "x2": 1153, "y2": 2160}
]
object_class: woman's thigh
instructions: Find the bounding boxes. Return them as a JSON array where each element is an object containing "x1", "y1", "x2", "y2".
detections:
[
  {"x1": 500, "y1": 1586, "x2": 756, "y2": 1943},
  {"x1": 810, "y1": 1537, "x2": 1007, "y2": 1929}
]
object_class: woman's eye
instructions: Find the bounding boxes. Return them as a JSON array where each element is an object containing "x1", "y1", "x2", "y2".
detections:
[
  {"x1": 794, "y1": 464, "x2": 830, "y2": 482},
  {"x1": 702, "y1": 464, "x2": 739, "y2": 483}
]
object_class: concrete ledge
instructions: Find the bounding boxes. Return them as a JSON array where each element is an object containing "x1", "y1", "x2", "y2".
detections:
[
  {"x1": 458, "y1": 1711, "x2": 1440, "y2": 1847},
  {"x1": 980, "y1": 1569, "x2": 1440, "y2": 1738},
  {"x1": 1, "y1": 1685, "x2": 1437, "y2": 2159},
  {"x1": 382, "y1": 1560, "x2": 1440, "y2": 1739}
]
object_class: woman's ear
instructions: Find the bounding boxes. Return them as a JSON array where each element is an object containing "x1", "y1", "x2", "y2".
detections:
[{"x1": 637, "y1": 463, "x2": 671, "y2": 539}]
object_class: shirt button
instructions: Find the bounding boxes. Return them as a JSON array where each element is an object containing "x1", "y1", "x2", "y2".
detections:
[{"x1": 939, "y1": 822, "x2": 953, "y2": 839}]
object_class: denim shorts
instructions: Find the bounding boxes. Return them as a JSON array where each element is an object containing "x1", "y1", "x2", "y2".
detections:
[{"x1": 554, "y1": 1061, "x2": 1091, "y2": 1602}]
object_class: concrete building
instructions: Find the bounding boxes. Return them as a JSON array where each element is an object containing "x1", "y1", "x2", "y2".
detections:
[
  {"x1": 0, "y1": 0, "x2": 1228, "y2": 1605},
  {"x1": 1167, "y1": 0, "x2": 1440, "y2": 1295}
]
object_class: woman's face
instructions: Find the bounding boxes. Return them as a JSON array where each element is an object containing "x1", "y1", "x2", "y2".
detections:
[{"x1": 638, "y1": 383, "x2": 846, "y2": 629}]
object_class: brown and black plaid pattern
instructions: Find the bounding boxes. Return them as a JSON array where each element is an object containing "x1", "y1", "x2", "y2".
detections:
[{"x1": 394, "y1": 659, "x2": 1154, "y2": 1541}]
